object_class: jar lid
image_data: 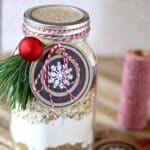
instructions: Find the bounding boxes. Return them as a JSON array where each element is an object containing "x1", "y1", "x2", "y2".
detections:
[{"x1": 24, "y1": 5, "x2": 90, "y2": 30}]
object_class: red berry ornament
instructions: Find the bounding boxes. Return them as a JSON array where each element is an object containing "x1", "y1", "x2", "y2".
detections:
[{"x1": 19, "y1": 37, "x2": 43, "y2": 61}]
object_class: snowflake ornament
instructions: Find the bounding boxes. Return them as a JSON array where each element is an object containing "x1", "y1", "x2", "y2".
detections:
[{"x1": 48, "y1": 61, "x2": 74, "y2": 90}]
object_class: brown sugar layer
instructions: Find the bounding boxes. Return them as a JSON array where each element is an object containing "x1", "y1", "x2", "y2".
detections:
[
  {"x1": 15, "y1": 143, "x2": 28, "y2": 150},
  {"x1": 15, "y1": 143, "x2": 91, "y2": 150},
  {"x1": 31, "y1": 6, "x2": 83, "y2": 24},
  {"x1": 46, "y1": 143, "x2": 91, "y2": 150}
]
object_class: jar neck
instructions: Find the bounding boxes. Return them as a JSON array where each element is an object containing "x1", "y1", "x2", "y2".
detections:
[
  {"x1": 22, "y1": 21, "x2": 90, "y2": 45},
  {"x1": 25, "y1": 34, "x2": 88, "y2": 46}
]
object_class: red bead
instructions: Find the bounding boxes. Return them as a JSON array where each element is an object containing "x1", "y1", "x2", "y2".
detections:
[
  {"x1": 19, "y1": 37, "x2": 43, "y2": 61},
  {"x1": 137, "y1": 139, "x2": 150, "y2": 148}
]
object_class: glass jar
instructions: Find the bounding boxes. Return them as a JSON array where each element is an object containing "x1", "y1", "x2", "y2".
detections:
[{"x1": 10, "y1": 5, "x2": 97, "y2": 150}]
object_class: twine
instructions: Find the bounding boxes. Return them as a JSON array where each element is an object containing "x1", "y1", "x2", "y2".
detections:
[
  {"x1": 23, "y1": 22, "x2": 88, "y2": 119},
  {"x1": 22, "y1": 22, "x2": 90, "y2": 42},
  {"x1": 118, "y1": 50, "x2": 150, "y2": 129}
]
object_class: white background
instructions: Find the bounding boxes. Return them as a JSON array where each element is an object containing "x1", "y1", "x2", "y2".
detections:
[{"x1": 1, "y1": 0, "x2": 150, "y2": 56}]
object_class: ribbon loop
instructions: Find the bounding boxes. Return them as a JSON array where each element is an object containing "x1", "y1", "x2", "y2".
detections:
[{"x1": 34, "y1": 43, "x2": 80, "y2": 119}]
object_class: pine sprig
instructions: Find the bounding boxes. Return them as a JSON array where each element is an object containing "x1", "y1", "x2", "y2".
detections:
[{"x1": 0, "y1": 55, "x2": 33, "y2": 110}]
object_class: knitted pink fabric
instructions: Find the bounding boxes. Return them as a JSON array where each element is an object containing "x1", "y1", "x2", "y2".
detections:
[{"x1": 118, "y1": 50, "x2": 150, "y2": 130}]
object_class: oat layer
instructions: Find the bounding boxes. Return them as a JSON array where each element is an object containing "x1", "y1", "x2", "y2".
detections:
[{"x1": 12, "y1": 89, "x2": 95, "y2": 124}]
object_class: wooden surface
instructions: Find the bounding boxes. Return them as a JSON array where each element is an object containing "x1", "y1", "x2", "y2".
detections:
[{"x1": 0, "y1": 57, "x2": 150, "y2": 150}]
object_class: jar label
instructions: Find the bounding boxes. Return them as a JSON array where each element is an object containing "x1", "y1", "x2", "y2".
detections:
[{"x1": 29, "y1": 44, "x2": 94, "y2": 108}]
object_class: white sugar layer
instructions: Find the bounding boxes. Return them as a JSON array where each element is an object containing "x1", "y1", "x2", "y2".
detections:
[{"x1": 11, "y1": 113, "x2": 93, "y2": 150}]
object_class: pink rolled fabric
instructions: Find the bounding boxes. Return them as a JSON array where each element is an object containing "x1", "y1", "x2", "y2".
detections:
[{"x1": 118, "y1": 49, "x2": 150, "y2": 130}]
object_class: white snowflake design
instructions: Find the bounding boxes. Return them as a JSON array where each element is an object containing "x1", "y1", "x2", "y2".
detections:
[{"x1": 48, "y1": 61, "x2": 74, "y2": 90}]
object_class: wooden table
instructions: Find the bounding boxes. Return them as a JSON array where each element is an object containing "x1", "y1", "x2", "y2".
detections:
[{"x1": 0, "y1": 57, "x2": 150, "y2": 150}]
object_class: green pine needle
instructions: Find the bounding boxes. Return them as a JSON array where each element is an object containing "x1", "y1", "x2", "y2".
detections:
[{"x1": 0, "y1": 55, "x2": 33, "y2": 110}]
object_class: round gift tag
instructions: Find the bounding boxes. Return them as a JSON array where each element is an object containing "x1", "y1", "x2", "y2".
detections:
[
  {"x1": 29, "y1": 44, "x2": 93, "y2": 107},
  {"x1": 94, "y1": 139, "x2": 139, "y2": 150}
]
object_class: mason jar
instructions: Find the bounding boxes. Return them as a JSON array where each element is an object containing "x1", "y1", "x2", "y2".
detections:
[{"x1": 10, "y1": 5, "x2": 97, "y2": 150}]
